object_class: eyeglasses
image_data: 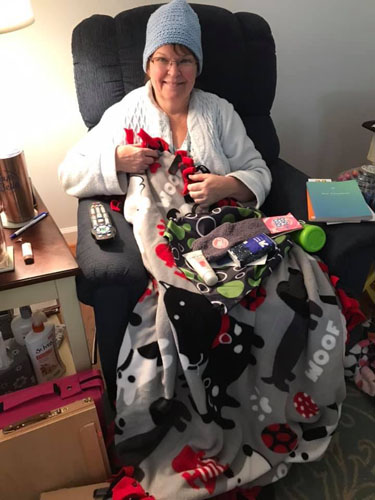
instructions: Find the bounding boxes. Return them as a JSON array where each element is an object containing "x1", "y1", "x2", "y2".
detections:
[{"x1": 150, "y1": 56, "x2": 197, "y2": 70}]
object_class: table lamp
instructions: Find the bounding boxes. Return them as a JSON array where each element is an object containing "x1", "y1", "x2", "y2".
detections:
[
  {"x1": 0, "y1": 0, "x2": 36, "y2": 231},
  {"x1": 362, "y1": 120, "x2": 375, "y2": 165},
  {"x1": 0, "y1": 0, "x2": 34, "y2": 34}
]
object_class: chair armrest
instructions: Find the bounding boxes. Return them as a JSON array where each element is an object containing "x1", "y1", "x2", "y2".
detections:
[
  {"x1": 75, "y1": 196, "x2": 148, "y2": 304},
  {"x1": 262, "y1": 158, "x2": 375, "y2": 297},
  {"x1": 318, "y1": 220, "x2": 375, "y2": 297},
  {"x1": 262, "y1": 158, "x2": 309, "y2": 219},
  {"x1": 76, "y1": 197, "x2": 130, "y2": 282}
]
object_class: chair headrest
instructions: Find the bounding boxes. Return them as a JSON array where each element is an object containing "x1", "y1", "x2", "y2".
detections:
[{"x1": 72, "y1": 4, "x2": 279, "y2": 163}]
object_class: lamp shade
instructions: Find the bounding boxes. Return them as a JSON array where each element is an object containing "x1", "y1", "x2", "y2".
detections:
[{"x1": 0, "y1": 0, "x2": 34, "y2": 34}]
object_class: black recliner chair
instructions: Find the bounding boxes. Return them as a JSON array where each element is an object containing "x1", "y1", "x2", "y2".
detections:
[{"x1": 70, "y1": 4, "x2": 375, "y2": 402}]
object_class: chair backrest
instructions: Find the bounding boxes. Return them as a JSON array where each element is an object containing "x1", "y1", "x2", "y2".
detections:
[{"x1": 72, "y1": 3, "x2": 280, "y2": 164}]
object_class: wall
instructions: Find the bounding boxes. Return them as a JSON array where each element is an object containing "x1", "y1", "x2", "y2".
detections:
[{"x1": 0, "y1": 0, "x2": 374, "y2": 237}]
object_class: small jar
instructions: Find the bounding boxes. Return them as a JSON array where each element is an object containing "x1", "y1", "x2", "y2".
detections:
[
  {"x1": 338, "y1": 164, "x2": 375, "y2": 210},
  {"x1": 356, "y1": 164, "x2": 375, "y2": 210}
]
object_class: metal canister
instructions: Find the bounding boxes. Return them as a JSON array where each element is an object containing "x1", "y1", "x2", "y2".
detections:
[
  {"x1": 0, "y1": 149, "x2": 34, "y2": 224},
  {"x1": 357, "y1": 164, "x2": 375, "y2": 210}
]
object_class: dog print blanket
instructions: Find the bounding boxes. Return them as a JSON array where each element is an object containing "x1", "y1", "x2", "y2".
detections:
[{"x1": 114, "y1": 144, "x2": 347, "y2": 499}]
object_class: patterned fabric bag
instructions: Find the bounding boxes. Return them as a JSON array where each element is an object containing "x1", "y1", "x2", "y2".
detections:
[{"x1": 166, "y1": 205, "x2": 293, "y2": 313}]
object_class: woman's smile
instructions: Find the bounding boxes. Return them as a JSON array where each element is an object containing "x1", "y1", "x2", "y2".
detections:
[{"x1": 163, "y1": 80, "x2": 184, "y2": 86}]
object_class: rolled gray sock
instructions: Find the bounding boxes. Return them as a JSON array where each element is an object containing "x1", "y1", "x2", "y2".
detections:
[{"x1": 192, "y1": 218, "x2": 268, "y2": 260}]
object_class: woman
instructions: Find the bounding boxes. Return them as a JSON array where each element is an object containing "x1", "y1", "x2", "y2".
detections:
[
  {"x1": 59, "y1": 2, "x2": 346, "y2": 499},
  {"x1": 116, "y1": 42, "x2": 270, "y2": 208},
  {"x1": 59, "y1": 0, "x2": 271, "y2": 207},
  {"x1": 59, "y1": 0, "x2": 271, "y2": 406}
]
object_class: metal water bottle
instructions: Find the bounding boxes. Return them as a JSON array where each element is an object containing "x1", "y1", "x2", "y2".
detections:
[{"x1": 0, "y1": 149, "x2": 34, "y2": 224}]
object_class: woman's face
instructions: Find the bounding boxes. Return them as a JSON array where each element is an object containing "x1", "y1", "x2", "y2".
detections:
[{"x1": 147, "y1": 44, "x2": 197, "y2": 110}]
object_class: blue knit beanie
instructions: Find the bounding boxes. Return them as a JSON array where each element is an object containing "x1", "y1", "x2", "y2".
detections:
[{"x1": 143, "y1": 0, "x2": 203, "y2": 75}]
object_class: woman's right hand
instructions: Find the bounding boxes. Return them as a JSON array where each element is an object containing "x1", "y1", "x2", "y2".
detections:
[{"x1": 115, "y1": 145, "x2": 160, "y2": 173}]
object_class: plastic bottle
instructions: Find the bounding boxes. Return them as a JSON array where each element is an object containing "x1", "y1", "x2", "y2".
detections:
[
  {"x1": 0, "y1": 331, "x2": 12, "y2": 372},
  {"x1": 24, "y1": 311, "x2": 66, "y2": 383},
  {"x1": 10, "y1": 305, "x2": 33, "y2": 345},
  {"x1": 292, "y1": 223, "x2": 326, "y2": 253}
]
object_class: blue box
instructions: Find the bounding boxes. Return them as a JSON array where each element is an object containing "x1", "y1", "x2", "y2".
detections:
[{"x1": 228, "y1": 233, "x2": 276, "y2": 266}]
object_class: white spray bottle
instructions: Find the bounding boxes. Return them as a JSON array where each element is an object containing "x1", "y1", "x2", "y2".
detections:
[{"x1": 10, "y1": 305, "x2": 33, "y2": 346}]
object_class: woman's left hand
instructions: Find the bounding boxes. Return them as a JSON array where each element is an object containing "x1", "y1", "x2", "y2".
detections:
[{"x1": 187, "y1": 173, "x2": 254, "y2": 207}]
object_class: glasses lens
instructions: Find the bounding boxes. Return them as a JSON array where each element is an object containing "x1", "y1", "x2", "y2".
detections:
[{"x1": 151, "y1": 57, "x2": 195, "y2": 69}]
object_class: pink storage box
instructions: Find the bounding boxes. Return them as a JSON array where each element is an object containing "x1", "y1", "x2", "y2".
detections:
[{"x1": 0, "y1": 369, "x2": 105, "y2": 430}]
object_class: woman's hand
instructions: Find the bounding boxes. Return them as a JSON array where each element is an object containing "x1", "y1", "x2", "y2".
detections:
[
  {"x1": 187, "y1": 173, "x2": 255, "y2": 207},
  {"x1": 115, "y1": 145, "x2": 159, "y2": 173}
]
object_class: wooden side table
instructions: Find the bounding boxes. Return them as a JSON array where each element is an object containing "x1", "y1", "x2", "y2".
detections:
[{"x1": 0, "y1": 191, "x2": 90, "y2": 372}]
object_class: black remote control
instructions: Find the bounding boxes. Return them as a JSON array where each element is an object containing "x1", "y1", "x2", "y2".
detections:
[{"x1": 90, "y1": 202, "x2": 116, "y2": 241}]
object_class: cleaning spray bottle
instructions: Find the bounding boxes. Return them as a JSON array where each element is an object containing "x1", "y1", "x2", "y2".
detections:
[{"x1": 25, "y1": 311, "x2": 66, "y2": 383}]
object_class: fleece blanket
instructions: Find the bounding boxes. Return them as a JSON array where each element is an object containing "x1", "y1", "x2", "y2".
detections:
[{"x1": 114, "y1": 147, "x2": 347, "y2": 499}]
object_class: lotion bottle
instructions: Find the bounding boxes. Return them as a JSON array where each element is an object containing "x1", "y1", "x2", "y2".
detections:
[
  {"x1": 10, "y1": 305, "x2": 33, "y2": 346},
  {"x1": 25, "y1": 311, "x2": 66, "y2": 383},
  {"x1": 184, "y1": 250, "x2": 218, "y2": 286}
]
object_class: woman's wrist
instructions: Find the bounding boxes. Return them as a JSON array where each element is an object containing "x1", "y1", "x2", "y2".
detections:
[
  {"x1": 115, "y1": 145, "x2": 128, "y2": 172},
  {"x1": 224, "y1": 175, "x2": 255, "y2": 202}
]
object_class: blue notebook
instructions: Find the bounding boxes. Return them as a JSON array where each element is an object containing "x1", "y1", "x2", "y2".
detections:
[{"x1": 306, "y1": 180, "x2": 372, "y2": 222}]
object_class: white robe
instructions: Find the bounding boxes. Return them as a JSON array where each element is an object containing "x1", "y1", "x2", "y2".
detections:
[{"x1": 58, "y1": 81, "x2": 271, "y2": 208}]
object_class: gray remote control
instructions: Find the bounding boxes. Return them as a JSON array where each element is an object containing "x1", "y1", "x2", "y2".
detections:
[{"x1": 90, "y1": 202, "x2": 116, "y2": 241}]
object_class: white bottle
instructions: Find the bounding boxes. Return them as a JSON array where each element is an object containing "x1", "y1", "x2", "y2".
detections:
[
  {"x1": 25, "y1": 311, "x2": 66, "y2": 383},
  {"x1": 10, "y1": 306, "x2": 33, "y2": 346},
  {"x1": 0, "y1": 331, "x2": 12, "y2": 371}
]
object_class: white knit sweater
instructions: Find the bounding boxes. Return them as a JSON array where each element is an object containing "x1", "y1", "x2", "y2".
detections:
[{"x1": 58, "y1": 82, "x2": 271, "y2": 207}]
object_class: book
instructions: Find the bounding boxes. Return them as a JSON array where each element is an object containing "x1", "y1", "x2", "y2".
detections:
[
  {"x1": 306, "y1": 180, "x2": 372, "y2": 222},
  {"x1": 228, "y1": 233, "x2": 276, "y2": 267},
  {"x1": 306, "y1": 179, "x2": 332, "y2": 221},
  {"x1": 306, "y1": 190, "x2": 315, "y2": 221}
]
